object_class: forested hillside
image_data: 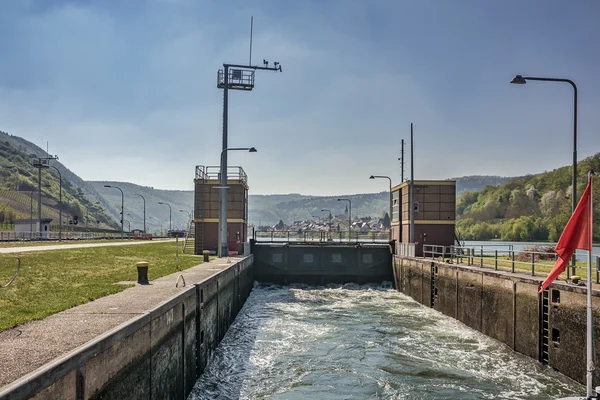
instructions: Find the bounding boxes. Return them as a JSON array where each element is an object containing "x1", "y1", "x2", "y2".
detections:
[{"x1": 456, "y1": 153, "x2": 600, "y2": 242}]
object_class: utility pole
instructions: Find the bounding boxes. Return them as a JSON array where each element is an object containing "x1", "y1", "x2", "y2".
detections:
[
  {"x1": 399, "y1": 139, "x2": 405, "y2": 183},
  {"x1": 32, "y1": 155, "x2": 58, "y2": 239},
  {"x1": 409, "y1": 124, "x2": 415, "y2": 245}
]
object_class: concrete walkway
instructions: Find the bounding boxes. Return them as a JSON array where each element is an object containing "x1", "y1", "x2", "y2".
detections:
[
  {"x1": 0, "y1": 254, "x2": 244, "y2": 388},
  {"x1": 0, "y1": 238, "x2": 176, "y2": 254}
]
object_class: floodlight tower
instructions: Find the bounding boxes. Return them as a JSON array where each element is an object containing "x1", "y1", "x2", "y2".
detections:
[
  {"x1": 216, "y1": 59, "x2": 282, "y2": 257},
  {"x1": 32, "y1": 155, "x2": 58, "y2": 238}
]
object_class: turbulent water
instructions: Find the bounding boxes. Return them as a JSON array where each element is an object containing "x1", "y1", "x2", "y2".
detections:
[{"x1": 188, "y1": 283, "x2": 583, "y2": 400}]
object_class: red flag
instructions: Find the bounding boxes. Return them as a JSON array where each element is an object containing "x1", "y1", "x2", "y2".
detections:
[{"x1": 539, "y1": 181, "x2": 592, "y2": 293}]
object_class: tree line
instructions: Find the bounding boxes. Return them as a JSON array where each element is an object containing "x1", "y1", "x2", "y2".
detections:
[{"x1": 457, "y1": 153, "x2": 600, "y2": 242}]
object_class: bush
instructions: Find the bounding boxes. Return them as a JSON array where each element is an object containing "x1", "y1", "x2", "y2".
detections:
[{"x1": 516, "y1": 245, "x2": 556, "y2": 262}]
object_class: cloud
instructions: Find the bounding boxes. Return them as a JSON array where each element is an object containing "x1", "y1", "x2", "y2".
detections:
[{"x1": 0, "y1": 0, "x2": 599, "y2": 196}]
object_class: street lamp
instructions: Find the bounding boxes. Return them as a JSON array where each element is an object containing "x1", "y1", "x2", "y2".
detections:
[
  {"x1": 104, "y1": 185, "x2": 124, "y2": 239},
  {"x1": 124, "y1": 219, "x2": 131, "y2": 232},
  {"x1": 337, "y1": 199, "x2": 352, "y2": 239},
  {"x1": 370, "y1": 175, "x2": 392, "y2": 230},
  {"x1": 321, "y1": 209, "x2": 332, "y2": 223},
  {"x1": 135, "y1": 194, "x2": 146, "y2": 233},
  {"x1": 218, "y1": 147, "x2": 257, "y2": 258},
  {"x1": 511, "y1": 74, "x2": 578, "y2": 272},
  {"x1": 158, "y1": 201, "x2": 172, "y2": 233},
  {"x1": 48, "y1": 166, "x2": 62, "y2": 241}
]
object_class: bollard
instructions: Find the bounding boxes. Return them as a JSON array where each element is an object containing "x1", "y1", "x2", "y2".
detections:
[
  {"x1": 136, "y1": 261, "x2": 149, "y2": 285},
  {"x1": 203, "y1": 250, "x2": 210, "y2": 263}
]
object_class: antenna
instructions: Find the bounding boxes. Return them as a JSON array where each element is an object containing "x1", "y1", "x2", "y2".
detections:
[{"x1": 249, "y1": 16, "x2": 254, "y2": 66}]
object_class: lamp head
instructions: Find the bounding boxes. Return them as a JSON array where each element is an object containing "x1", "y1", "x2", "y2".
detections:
[
  {"x1": 249, "y1": 147, "x2": 257, "y2": 153},
  {"x1": 369, "y1": 175, "x2": 375, "y2": 179},
  {"x1": 158, "y1": 202, "x2": 164, "y2": 205},
  {"x1": 104, "y1": 185, "x2": 111, "y2": 188},
  {"x1": 510, "y1": 74, "x2": 527, "y2": 85}
]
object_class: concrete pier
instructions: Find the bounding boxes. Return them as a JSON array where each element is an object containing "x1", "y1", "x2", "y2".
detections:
[{"x1": 0, "y1": 255, "x2": 253, "y2": 400}]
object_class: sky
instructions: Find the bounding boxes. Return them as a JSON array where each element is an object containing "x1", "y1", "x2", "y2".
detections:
[{"x1": 1, "y1": 0, "x2": 599, "y2": 196}]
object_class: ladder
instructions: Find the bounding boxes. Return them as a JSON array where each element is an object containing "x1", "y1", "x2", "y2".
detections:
[
  {"x1": 182, "y1": 219, "x2": 195, "y2": 255},
  {"x1": 539, "y1": 288, "x2": 550, "y2": 364},
  {"x1": 430, "y1": 263, "x2": 438, "y2": 308}
]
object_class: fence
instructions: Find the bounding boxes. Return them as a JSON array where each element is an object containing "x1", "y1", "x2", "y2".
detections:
[
  {"x1": 0, "y1": 231, "x2": 137, "y2": 241},
  {"x1": 422, "y1": 244, "x2": 600, "y2": 282},
  {"x1": 253, "y1": 230, "x2": 390, "y2": 244}
]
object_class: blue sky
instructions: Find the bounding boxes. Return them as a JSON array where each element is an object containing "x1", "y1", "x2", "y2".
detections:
[{"x1": 1, "y1": 0, "x2": 599, "y2": 195}]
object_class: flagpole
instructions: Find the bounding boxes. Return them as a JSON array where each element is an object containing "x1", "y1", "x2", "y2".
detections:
[{"x1": 586, "y1": 170, "x2": 594, "y2": 398}]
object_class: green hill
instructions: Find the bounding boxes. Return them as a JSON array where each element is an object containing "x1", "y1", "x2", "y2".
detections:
[
  {"x1": 456, "y1": 153, "x2": 600, "y2": 242},
  {"x1": 0, "y1": 131, "x2": 117, "y2": 230}
]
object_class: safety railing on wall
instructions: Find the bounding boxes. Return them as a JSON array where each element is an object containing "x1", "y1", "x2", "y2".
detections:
[
  {"x1": 0, "y1": 231, "x2": 140, "y2": 242},
  {"x1": 397, "y1": 243, "x2": 415, "y2": 257},
  {"x1": 422, "y1": 244, "x2": 600, "y2": 283},
  {"x1": 253, "y1": 230, "x2": 390, "y2": 244}
]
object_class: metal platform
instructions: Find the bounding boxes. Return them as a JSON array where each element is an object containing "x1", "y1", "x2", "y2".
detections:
[{"x1": 217, "y1": 68, "x2": 255, "y2": 91}]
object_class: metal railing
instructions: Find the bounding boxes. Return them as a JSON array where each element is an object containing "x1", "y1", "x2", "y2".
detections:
[
  {"x1": 253, "y1": 230, "x2": 390, "y2": 244},
  {"x1": 397, "y1": 243, "x2": 415, "y2": 257},
  {"x1": 422, "y1": 244, "x2": 600, "y2": 282},
  {"x1": 194, "y1": 165, "x2": 248, "y2": 186},
  {"x1": 0, "y1": 231, "x2": 139, "y2": 242}
]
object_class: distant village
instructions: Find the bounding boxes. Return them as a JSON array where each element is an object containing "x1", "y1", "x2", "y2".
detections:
[{"x1": 253, "y1": 211, "x2": 391, "y2": 234}]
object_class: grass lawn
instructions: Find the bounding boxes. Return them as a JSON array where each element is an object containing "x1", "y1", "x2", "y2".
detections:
[{"x1": 0, "y1": 241, "x2": 203, "y2": 332}]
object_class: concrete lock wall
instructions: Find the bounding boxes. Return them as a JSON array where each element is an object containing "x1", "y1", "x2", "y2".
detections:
[
  {"x1": 394, "y1": 255, "x2": 600, "y2": 386},
  {"x1": 253, "y1": 243, "x2": 393, "y2": 285},
  {"x1": 1, "y1": 256, "x2": 254, "y2": 400}
]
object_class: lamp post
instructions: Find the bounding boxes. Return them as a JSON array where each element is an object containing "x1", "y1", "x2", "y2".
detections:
[
  {"x1": 135, "y1": 194, "x2": 146, "y2": 233},
  {"x1": 158, "y1": 201, "x2": 172, "y2": 233},
  {"x1": 161, "y1": 220, "x2": 169, "y2": 236},
  {"x1": 47, "y1": 166, "x2": 62, "y2": 241},
  {"x1": 29, "y1": 189, "x2": 35, "y2": 237},
  {"x1": 337, "y1": 199, "x2": 352, "y2": 240},
  {"x1": 104, "y1": 185, "x2": 124, "y2": 239},
  {"x1": 218, "y1": 58, "x2": 281, "y2": 259},
  {"x1": 511, "y1": 74, "x2": 578, "y2": 273},
  {"x1": 124, "y1": 219, "x2": 131, "y2": 232},
  {"x1": 218, "y1": 147, "x2": 257, "y2": 258},
  {"x1": 321, "y1": 209, "x2": 332, "y2": 222},
  {"x1": 370, "y1": 175, "x2": 392, "y2": 230}
]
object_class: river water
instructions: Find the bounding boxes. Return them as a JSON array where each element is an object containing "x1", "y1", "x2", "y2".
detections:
[
  {"x1": 463, "y1": 240, "x2": 600, "y2": 261},
  {"x1": 188, "y1": 283, "x2": 583, "y2": 399}
]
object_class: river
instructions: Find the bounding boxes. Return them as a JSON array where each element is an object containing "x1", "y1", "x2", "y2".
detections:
[
  {"x1": 188, "y1": 283, "x2": 583, "y2": 399},
  {"x1": 464, "y1": 240, "x2": 600, "y2": 261}
]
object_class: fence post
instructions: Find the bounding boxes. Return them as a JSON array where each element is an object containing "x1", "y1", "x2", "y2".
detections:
[
  {"x1": 531, "y1": 253, "x2": 535, "y2": 276},
  {"x1": 480, "y1": 248, "x2": 483, "y2": 268},
  {"x1": 511, "y1": 251, "x2": 515, "y2": 273},
  {"x1": 597, "y1": 256, "x2": 600, "y2": 284},
  {"x1": 495, "y1": 250, "x2": 498, "y2": 271}
]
